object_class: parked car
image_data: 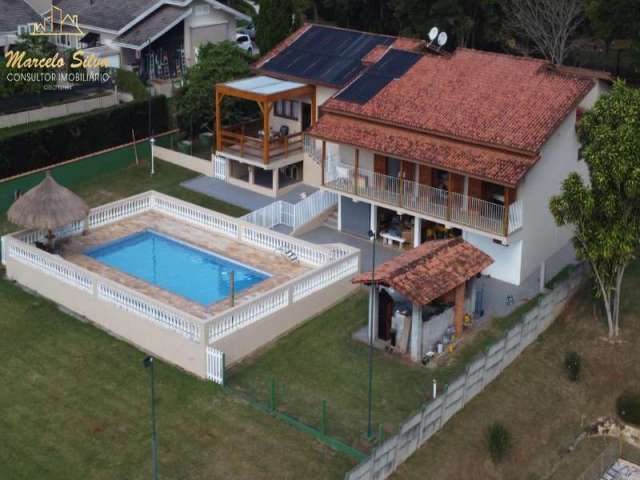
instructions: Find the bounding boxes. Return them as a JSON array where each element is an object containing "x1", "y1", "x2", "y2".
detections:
[
  {"x1": 235, "y1": 33, "x2": 253, "y2": 55},
  {"x1": 238, "y1": 22, "x2": 256, "y2": 40}
]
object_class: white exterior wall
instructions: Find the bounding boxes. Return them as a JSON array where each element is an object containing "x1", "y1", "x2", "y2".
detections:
[
  {"x1": 303, "y1": 86, "x2": 338, "y2": 186},
  {"x1": 184, "y1": 3, "x2": 237, "y2": 65}
]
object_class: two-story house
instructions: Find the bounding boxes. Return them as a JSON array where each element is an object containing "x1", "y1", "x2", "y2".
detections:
[
  {"x1": 0, "y1": 0, "x2": 41, "y2": 53},
  {"x1": 49, "y1": 0, "x2": 249, "y2": 80},
  {"x1": 214, "y1": 24, "x2": 611, "y2": 293}
]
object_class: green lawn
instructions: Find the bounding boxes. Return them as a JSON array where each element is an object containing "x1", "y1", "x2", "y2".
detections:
[
  {"x1": 392, "y1": 261, "x2": 640, "y2": 480},
  {"x1": 229, "y1": 288, "x2": 544, "y2": 449},
  {"x1": 0, "y1": 278, "x2": 353, "y2": 479},
  {"x1": 0, "y1": 159, "x2": 247, "y2": 237}
]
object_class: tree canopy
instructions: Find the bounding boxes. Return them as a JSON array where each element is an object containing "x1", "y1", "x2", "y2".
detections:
[
  {"x1": 550, "y1": 81, "x2": 640, "y2": 338},
  {"x1": 175, "y1": 41, "x2": 251, "y2": 135},
  {"x1": 0, "y1": 35, "x2": 57, "y2": 99},
  {"x1": 255, "y1": 0, "x2": 297, "y2": 55}
]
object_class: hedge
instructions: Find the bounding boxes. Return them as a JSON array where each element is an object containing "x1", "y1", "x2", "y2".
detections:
[
  {"x1": 0, "y1": 96, "x2": 168, "y2": 180},
  {"x1": 114, "y1": 69, "x2": 150, "y2": 101}
]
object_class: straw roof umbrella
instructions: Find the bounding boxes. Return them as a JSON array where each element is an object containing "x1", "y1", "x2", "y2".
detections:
[{"x1": 8, "y1": 172, "x2": 90, "y2": 249}]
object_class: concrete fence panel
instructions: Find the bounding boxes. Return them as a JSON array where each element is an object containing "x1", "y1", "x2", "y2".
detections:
[{"x1": 345, "y1": 265, "x2": 587, "y2": 480}]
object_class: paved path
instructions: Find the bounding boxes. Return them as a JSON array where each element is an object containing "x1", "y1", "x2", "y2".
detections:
[{"x1": 181, "y1": 176, "x2": 316, "y2": 211}]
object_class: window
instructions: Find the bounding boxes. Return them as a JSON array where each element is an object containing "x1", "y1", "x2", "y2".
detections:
[
  {"x1": 195, "y1": 4, "x2": 210, "y2": 16},
  {"x1": 17, "y1": 24, "x2": 29, "y2": 35},
  {"x1": 274, "y1": 100, "x2": 299, "y2": 120}
]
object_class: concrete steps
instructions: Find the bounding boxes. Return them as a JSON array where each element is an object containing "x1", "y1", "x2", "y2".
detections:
[{"x1": 324, "y1": 210, "x2": 338, "y2": 230}]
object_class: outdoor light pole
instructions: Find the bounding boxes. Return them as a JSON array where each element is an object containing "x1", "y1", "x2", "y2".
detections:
[
  {"x1": 143, "y1": 356, "x2": 159, "y2": 480},
  {"x1": 367, "y1": 229, "x2": 376, "y2": 440},
  {"x1": 148, "y1": 87, "x2": 155, "y2": 176}
]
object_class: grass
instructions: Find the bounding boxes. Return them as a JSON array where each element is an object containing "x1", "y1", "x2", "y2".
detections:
[
  {"x1": 392, "y1": 261, "x2": 640, "y2": 480},
  {"x1": 229, "y1": 288, "x2": 545, "y2": 449},
  {"x1": 0, "y1": 277, "x2": 353, "y2": 479},
  {"x1": 0, "y1": 159, "x2": 248, "y2": 237}
]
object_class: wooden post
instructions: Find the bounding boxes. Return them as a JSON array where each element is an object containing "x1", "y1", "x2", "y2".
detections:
[
  {"x1": 454, "y1": 283, "x2": 466, "y2": 337},
  {"x1": 354, "y1": 148, "x2": 359, "y2": 195},
  {"x1": 229, "y1": 270, "x2": 235, "y2": 307},
  {"x1": 215, "y1": 90, "x2": 222, "y2": 152},
  {"x1": 311, "y1": 86, "x2": 318, "y2": 127},
  {"x1": 503, "y1": 188, "x2": 511, "y2": 237},
  {"x1": 263, "y1": 100, "x2": 271, "y2": 164},
  {"x1": 321, "y1": 141, "x2": 326, "y2": 186},
  {"x1": 446, "y1": 173, "x2": 453, "y2": 221}
]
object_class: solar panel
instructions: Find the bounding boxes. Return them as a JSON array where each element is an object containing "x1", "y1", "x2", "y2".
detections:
[
  {"x1": 260, "y1": 25, "x2": 395, "y2": 87},
  {"x1": 335, "y1": 49, "x2": 421, "y2": 104}
]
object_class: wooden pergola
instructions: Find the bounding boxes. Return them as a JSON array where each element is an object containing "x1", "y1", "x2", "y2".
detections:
[{"x1": 215, "y1": 76, "x2": 316, "y2": 164}]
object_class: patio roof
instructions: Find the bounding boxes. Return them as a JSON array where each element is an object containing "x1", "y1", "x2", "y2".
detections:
[
  {"x1": 217, "y1": 75, "x2": 315, "y2": 103},
  {"x1": 353, "y1": 237, "x2": 493, "y2": 306}
]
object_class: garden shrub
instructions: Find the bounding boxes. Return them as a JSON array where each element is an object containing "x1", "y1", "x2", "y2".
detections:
[
  {"x1": 0, "y1": 96, "x2": 168, "y2": 180},
  {"x1": 564, "y1": 351, "x2": 582, "y2": 382},
  {"x1": 114, "y1": 69, "x2": 150, "y2": 101},
  {"x1": 486, "y1": 422, "x2": 512, "y2": 464},
  {"x1": 617, "y1": 392, "x2": 640, "y2": 426}
]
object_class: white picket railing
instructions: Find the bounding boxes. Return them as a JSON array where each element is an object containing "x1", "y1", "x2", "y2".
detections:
[
  {"x1": 206, "y1": 249, "x2": 359, "y2": 343},
  {"x1": 88, "y1": 192, "x2": 153, "y2": 229},
  {"x1": 325, "y1": 163, "x2": 524, "y2": 237},
  {"x1": 213, "y1": 154, "x2": 228, "y2": 180},
  {"x1": 206, "y1": 347, "x2": 226, "y2": 384},
  {"x1": 242, "y1": 190, "x2": 338, "y2": 231},
  {"x1": 2, "y1": 233, "x2": 202, "y2": 342}
]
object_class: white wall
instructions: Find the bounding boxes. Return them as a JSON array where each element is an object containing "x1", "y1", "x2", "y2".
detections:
[
  {"x1": 464, "y1": 232, "x2": 523, "y2": 285},
  {"x1": 303, "y1": 86, "x2": 338, "y2": 186},
  {"x1": 184, "y1": 2, "x2": 237, "y2": 65}
]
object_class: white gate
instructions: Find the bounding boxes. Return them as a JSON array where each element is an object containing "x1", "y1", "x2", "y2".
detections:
[
  {"x1": 206, "y1": 347, "x2": 225, "y2": 384},
  {"x1": 213, "y1": 155, "x2": 228, "y2": 180}
]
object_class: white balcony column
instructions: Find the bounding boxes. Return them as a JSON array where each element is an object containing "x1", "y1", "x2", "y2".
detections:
[
  {"x1": 410, "y1": 303, "x2": 423, "y2": 362},
  {"x1": 413, "y1": 217, "x2": 422, "y2": 247},
  {"x1": 337, "y1": 196, "x2": 343, "y2": 231},
  {"x1": 370, "y1": 204, "x2": 377, "y2": 234},
  {"x1": 272, "y1": 168, "x2": 279, "y2": 195},
  {"x1": 248, "y1": 166, "x2": 255, "y2": 185}
]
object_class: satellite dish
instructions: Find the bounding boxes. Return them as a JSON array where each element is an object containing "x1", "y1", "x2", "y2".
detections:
[
  {"x1": 437, "y1": 31, "x2": 448, "y2": 47},
  {"x1": 428, "y1": 27, "x2": 439, "y2": 42}
]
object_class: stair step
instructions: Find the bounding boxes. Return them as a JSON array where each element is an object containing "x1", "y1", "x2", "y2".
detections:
[{"x1": 324, "y1": 211, "x2": 338, "y2": 229}]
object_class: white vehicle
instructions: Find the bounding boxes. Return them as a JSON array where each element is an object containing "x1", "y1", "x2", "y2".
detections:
[{"x1": 235, "y1": 33, "x2": 253, "y2": 55}]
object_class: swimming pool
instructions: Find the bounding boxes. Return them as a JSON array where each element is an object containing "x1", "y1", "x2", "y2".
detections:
[{"x1": 86, "y1": 230, "x2": 270, "y2": 305}]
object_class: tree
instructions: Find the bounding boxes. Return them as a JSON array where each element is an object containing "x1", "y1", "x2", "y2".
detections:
[
  {"x1": 255, "y1": 0, "x2": 296, "y2": 55},
  {"x1": 550, "y1": 81, "x2": 640, "y2": 338},
  {"x1": 175, "y1": 41, "x2": 251, "y2": 135},
  {"x1": 586, "y1": 0, "x2": 640, "y2": 51},
  {"x1": 0, "y1": 34, "x2": 57, "y2": 98},
  {"x1": 502, "y1": 0, "x2": 584, "y2": 64}
]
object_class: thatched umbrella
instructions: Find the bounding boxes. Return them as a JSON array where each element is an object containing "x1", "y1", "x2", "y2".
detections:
[{"x1": 8, "y1": 172, "x2": 90, "y2": 249}]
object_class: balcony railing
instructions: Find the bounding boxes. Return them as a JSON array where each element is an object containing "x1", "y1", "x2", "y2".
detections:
[
  {"x1": 219, "y1": 119, "x2": 303, "y2": 163},
  {"x1": 325, "y1": 164, "x2": 523, "y2": 237}
]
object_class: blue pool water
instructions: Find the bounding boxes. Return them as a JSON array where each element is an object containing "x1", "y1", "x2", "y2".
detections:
[{"x1": 86, "y1": 230, "x2": 270, "y2": 305}]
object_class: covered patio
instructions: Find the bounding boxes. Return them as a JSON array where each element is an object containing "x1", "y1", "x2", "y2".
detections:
[
  {"x1": 353, "y1": 237, "x2": 493, "y2": 363},
  {"x1": 215, "y1": 76, "x2": 316, "y2": 163}
]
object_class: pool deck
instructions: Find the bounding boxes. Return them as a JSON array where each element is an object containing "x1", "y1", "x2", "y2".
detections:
[{"x1": 61, "y1": 211, "x2": 310, "y2": 318}]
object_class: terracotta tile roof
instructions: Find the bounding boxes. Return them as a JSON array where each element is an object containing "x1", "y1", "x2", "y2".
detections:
[
  {"x1": 353, "y1": 238, "x2": 493, "y2": 306},
  {"x1": 325, "y1": 48, "x2": 595, "y2": 154},
  {"x1": 391, "y1": 37, "x2": 427, "y2": 51},
  {"x1": 362, "y1": 45, "x2": 389, "y2": 65},
  {"x1": 308, "y1": 114, "x2": 536, "y2": 186}
]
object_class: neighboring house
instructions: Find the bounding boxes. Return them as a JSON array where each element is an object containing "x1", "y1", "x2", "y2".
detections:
[
  {"x1": 0, "y1": 0, "x2": 41, "y2": 52},
  {"x1": 214, "y1": 24, "x2": 611, "y2": 293},
  {"x1": 49, "y1": 0, "x2": 250, "y2": 79}
]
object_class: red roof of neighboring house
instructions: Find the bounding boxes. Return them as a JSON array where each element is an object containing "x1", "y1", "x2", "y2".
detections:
[
  {"x1": 325, "y1": 48, "x2": 595, "y2": 154},
  {"x1": 352, "y1": 238, "x2": 493, "y2": 306},
  {"x1": 308, "y1": 114, "x2": 536, "y2": 186}
]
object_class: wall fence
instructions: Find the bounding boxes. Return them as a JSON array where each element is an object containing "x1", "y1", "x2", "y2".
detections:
[{"x1": 345, "y1": 264, "x2": 587, "y2": 480}]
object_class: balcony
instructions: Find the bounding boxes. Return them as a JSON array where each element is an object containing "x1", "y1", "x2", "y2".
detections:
[
  {"x1": 324, "y1": 163, "x2": 523, "y2": 238},
  {"x1": 219, "y1": 119, "x2": 304, "y2": 163}
]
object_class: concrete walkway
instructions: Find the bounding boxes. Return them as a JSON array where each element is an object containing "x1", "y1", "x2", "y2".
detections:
[
  {"x1": 181, "y1": 176, "x2": 317, "y2": 211},
  {"x1": 298, "y1": 226, "x2": 402, "y2": 269}
]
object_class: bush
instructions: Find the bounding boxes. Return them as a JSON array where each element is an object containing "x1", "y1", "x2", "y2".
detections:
[
  {"x1": 114, "y1": 69, "x2": 149, "y2": 101},
  {"x1": 486, "y1": 422, "x2": 512, "y2": 464},
  {"x1": 564, "y1": 351, "x2": 582, "y2": 382},
  {"x1": 617, "y1": 392, "x2": 640, "y2": 426},
  {"x1": 0, "y1": 97, "x2": 168, "y2": 180}
]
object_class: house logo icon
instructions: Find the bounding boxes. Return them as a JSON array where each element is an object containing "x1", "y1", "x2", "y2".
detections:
[{"x1": 30, "y1": 5, "x2": 84, "y2": 37}]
